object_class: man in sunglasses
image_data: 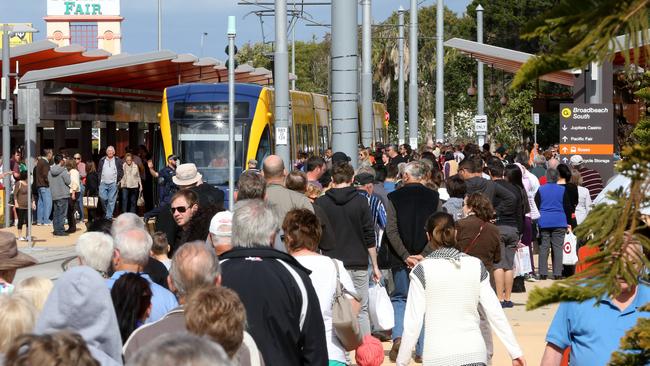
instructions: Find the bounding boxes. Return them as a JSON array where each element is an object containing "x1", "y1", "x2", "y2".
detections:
[{"x1": 144, "y1": 154, "x2": 179, "y2": 222}]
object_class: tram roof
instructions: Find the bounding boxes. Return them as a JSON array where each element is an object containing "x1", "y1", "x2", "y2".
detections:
[
  {"x1": 0, "y1": 40, "x2": 110, "y2": 76},
  {"x1": 19, "y1": 49, "x2": 274, "y2": 91},
  {"x1": 444, "y1": 38, "x2": 575, "y2": 86}
]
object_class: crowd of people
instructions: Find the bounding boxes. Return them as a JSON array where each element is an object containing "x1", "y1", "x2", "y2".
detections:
[{"x1": 0, "y1": 139, "x2": 647, "y2": 366}]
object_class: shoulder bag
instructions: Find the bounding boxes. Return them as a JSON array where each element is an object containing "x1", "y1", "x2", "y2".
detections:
[{"x1": 331, "y1": 258, "x2": 362, "y2": 351}]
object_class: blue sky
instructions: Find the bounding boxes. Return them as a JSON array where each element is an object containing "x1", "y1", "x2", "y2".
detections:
[{"x1": 3, "y1": 0, "x2": 471, "y2": 57}]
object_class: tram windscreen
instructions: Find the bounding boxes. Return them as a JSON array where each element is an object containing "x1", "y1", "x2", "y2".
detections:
[{"x1": 174, "y1": 120, "x2": 244, "y2": 186}]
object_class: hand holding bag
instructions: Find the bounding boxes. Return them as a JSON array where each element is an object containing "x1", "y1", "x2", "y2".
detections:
[
  {"x1": 137, "y1": 191, "x2": 145, "y2": 207},
  {"x1": 562, "y1": 231, "x2": 578, "y2": 265},
  {"x1": 331, "y1": 258, "x2": 362, "y2": 351},
  {"x1": 368, "y1": 282, "x2": 394, "y2": 331}
]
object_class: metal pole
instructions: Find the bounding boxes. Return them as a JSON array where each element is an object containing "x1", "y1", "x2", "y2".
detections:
[
  {"x1": 274, "y1": 0, "x2": 291, "y2": 169},
  {"x1": 435, "y1": 0, "x2": 444, "y2": 142},
  {"x1": 158, "y1": 0, "x2": 162, "y2": 51},
  {"x1": 291, "y1": 24, "x2": 296, "y2": 91},
  {"x1": 227, "y1": 17, "x2": 236, "y2": 210},
  {"x1": 2, "y1": 26, "x2": 11, "y2": 228},
  {"x1": 476, "y1": 4, "x2": 484, "y2": 146},
  {"x1": 25, "y1": 104, "x2": 32, "y2": 246},
  {"x1": 408, "y1": 0, "x2": 418, "y2": 148},
  {"x1": 200, "y1": 32, "x2": 207, "y2": 58},
  {"x1": 360, "y1": 0, "x2": 373, "y2": 148},
  {"x1": 476, "y1": 5, "x2": 484, "y2": 116},
  {"x1": 397, "y1": 8, "x2": 405, "y2": 145},
  {"x1": 331, "y1": 0, "x2": 359, "y2": 167}
]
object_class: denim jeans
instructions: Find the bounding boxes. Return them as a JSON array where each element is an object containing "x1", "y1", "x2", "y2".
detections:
[
  {"x1": 539, "y1": 228, "x2": 565, "y2": 277},
  {"x1": 37, "y1": 187, "x2": 52, "y2": 224},
  {"x1": 347, "y1": 269, "x2": 371, "y2": 336},
  {"x1": 391, "y1": 267, "x2": 424, "y2": 356},
  {"x1": 52, "y1": 199, "x2": 68, "y2": 234},
  {"x1": 121, "y1": 187, "x2": 139, "y2": 213},
  {"x1": 99, "y1": 182, "x2": 118, "y2": 219},
  {"x1": 76, "y1": 183, "x2": 85, "y2": 221}
]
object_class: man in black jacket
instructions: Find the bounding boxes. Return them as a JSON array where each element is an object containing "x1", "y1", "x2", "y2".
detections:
[
  {"x1": 315, "y1": 162, "x2": 380, "y2": 336},
  {"x1": 383, "y1": 160, "x2": 440, "y2": 362},
  {"x1": 220, "y1": 199, "x2": 327, "y2": 366}
]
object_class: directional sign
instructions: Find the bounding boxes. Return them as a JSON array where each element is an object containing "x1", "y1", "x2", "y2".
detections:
[
  {"x1": 533, "y1": 113, "x2": 540, "y2": 125},
  {"x1": 559, "y1": 103, "x2": 614, "y2": 181},
  {"x1": 474, "y1": 115, "x2": 487, "y2": 134}
]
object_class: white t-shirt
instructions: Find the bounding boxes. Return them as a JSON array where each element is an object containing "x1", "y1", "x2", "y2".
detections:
[{"x1": 295, "y1": 255, "x2": 357, "y2": 363}]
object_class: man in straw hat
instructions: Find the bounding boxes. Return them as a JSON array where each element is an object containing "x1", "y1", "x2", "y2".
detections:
[{"x1": 0, "y1": 231, "x2": 38, "y2": 290}]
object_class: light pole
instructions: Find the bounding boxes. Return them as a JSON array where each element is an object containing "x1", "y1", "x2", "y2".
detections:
[
  {"x1": 408, "y1": 0, "x2": 418, "y2": 148},
  {"x1": 158, "y1": 0, "x2": 162, "y2": 51},
  {"x1": 200, "y1": 32, "x2": 208, "y2": 58},
  {"x1": 227, "y1": 17, "x2": 236, "y2": 210},
  {"x1": 2, "y1": 24, "x2": 38, "y2": 228},
  {"x1": 435, "y1": 0, "x2": 444, "y2": 142},
  {"x1": 476, "y1": 4, "x2": 485, "y2": 146},
  {"x1": 397, "y1": 7, "x2": 405, "y2": 145},
  {"x1": 360, "y1": 0, "x2": 373, "y2": 148}
]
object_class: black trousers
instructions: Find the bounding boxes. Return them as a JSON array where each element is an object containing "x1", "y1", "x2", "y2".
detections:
[{"x1": 67, "y1": 197, "x2": 77, "y2": 232}]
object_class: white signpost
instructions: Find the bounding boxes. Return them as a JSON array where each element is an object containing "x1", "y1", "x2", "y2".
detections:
[{"x1": 474, "y1": 115, "x2": 487, "y2": 146}]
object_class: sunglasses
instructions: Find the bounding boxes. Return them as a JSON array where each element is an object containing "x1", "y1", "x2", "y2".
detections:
[
  {"x1": 74, "y1": 157, "x2": 81, "y2": 160},
  {"x1": 171, "y1": 206, "x2": 188, "y2": 213},
  {"x1": 280, "y1": 234, "x2": 286, "y2": 242}
]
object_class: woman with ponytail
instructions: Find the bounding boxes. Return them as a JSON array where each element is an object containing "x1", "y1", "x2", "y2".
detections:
[{"x1": 395, "y1": 212, "x2": 527, "y2": 366}]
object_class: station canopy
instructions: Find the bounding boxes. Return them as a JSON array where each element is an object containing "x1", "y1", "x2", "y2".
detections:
[
  {"x1": 446, "y1": 33, "x2": 650, "y2": 88},
  {"x1": 19, "y1": 48, "x2": 277, "y2": 95},
  {"x1": 0, "y1": 40, "x2": 110, "y2": 79},
  {"x1": 444, "y1": 38, "x2": 575, "y2": 86}
]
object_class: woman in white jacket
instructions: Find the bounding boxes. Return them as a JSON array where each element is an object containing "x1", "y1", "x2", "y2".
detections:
[
  {"x1": 396, "y1": 212, "x2": 526, "y2": 366},
  {"x1": 570, "y1": 168, "x2": 592, "y2": 225}
]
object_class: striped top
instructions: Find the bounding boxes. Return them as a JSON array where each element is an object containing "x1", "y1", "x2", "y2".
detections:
[{"x1": 577, "y1": 166, "x2": 604, "y2": 200}]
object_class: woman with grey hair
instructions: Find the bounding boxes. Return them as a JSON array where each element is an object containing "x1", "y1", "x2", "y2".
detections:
[{"x1": 534, "y1": 168, "x2": 568, "y2": 280}]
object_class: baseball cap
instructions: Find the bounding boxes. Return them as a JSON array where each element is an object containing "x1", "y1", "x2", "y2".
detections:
[
  {"x1": 209, "y1": 211, "x2": 233, "y2": 237},
  {"x1": 354, "y1": 173, "x2": 374, "y2": 186},
  {"x1": 167, "y1": 154, "x2": 179, "y2": 161},
  {"x1": 496, "y1": 146, "x2": 507, "y2": 155},
  {"x1": 570, "y1": 155, "x2": 584, "y2": 165}
]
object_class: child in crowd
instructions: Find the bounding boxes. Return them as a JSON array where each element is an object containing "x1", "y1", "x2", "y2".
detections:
[{"x1": 150, "y1": 232, "x2": 171, "y2": 270}]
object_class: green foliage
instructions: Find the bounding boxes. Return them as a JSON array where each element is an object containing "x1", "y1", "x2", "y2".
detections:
[
  {"x1": 609, "y1": 317, "x2": 650, "y2": 366},
  {"x1": 632, "y1": 117, "x2": 650, "y2": 145},
  {"x1": 512, "y1": 0, "x2": 650, "y2": 88}
]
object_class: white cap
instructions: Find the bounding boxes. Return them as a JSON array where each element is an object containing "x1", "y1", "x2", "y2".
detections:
[{"x1": 209, "y1": 211, "x2": 232, "y2": 237}]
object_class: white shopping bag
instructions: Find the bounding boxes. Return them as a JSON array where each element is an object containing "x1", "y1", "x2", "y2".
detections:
[
  {"x1": 514, "y1": 245, "x2": 533, "y2": 276},
  {"x1": 562, "y1": 231, "x2": 578, "y2": 265},
  {"x1": 368, "y1": 283, "x2": 394, "y2": 331}
]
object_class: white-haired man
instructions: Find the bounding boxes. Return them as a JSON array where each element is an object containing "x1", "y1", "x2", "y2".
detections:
[
  {"x1": 76, "y1": 232, "x2": 114, "y2": 278},
  {"x1": 220, "y1": 199, "x2": 328, "y2": 366},
  {"x1": 111, "y1": 212, "x2": 170, "y2": 289},
  {"x1": 107, "y1": 228, "x2": 178, "y2": 322},
  {"x1": 98, "y1": 146, "x2": 123, "y2": 219}
]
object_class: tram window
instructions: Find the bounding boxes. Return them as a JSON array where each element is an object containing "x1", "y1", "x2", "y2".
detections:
[{"x1": 256, "y1": 125, "x2": 271, "y2": 164}]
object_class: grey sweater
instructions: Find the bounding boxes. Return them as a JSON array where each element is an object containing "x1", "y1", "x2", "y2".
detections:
[{"x1": 48, "y1": 164, "x2": 71, "y2": 200}]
